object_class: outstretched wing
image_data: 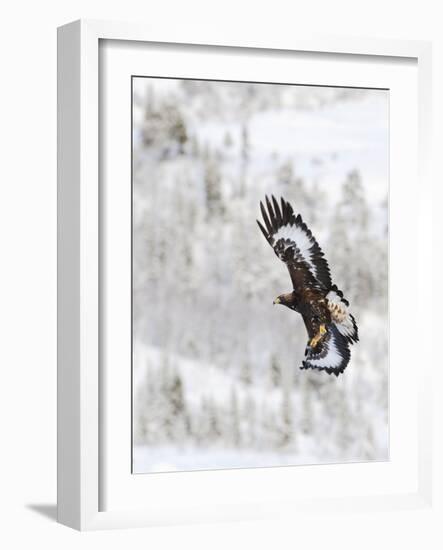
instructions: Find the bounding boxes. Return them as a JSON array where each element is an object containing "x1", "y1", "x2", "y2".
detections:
[
  {"x1": 301, "y1": 321, "x2": 351, "y2": 377},
  {"x1": 257, "y1": 196, "x2": 331, "y2": 290}
]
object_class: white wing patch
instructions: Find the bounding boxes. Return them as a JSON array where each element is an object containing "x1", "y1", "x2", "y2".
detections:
[
  {"x1": 274, "y1": 224, "x2": 316, "y2": 275},
  {"x1": 257, "y1": 196, "x2": 332, "y2": 289}
]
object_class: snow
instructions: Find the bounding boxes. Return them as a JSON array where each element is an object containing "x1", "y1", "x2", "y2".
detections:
[{"x1": 133, "y1": 443, "x2": 381, "y2": 474}]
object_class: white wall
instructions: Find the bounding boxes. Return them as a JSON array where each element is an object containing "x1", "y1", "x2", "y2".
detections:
[{"x1": 0, "y1": 1, "x2": 441, "y2": 547}]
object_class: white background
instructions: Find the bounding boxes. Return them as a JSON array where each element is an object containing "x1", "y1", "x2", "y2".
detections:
[{"x1": 0, "y1": 1, "x2": 441, "y2": 548}]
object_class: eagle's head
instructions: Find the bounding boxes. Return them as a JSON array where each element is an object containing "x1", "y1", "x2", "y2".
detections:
[{"x1": 273, "y1": 291, "x2": 298, "y2": 311}]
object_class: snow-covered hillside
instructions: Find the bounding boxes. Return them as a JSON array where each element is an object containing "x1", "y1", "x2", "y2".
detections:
[{"x1": 132, "y1": 78, "x2": 389, "y2": 473}]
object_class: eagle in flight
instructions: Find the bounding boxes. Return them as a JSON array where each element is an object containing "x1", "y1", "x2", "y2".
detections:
[{"x1": 257, "y1": 196, "x2": 358, "y2": 376}]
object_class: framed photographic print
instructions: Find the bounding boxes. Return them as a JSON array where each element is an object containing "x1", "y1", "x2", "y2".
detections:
[
  {"x1": 131, "y1": 77, "x2": 387, "y2": 474},
  {"x1": 57, "y1": 20, "x2": 433, "y2": 530}
]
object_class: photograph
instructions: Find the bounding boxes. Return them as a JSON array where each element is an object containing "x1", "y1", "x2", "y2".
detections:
[{"x1": 131, "y1": 77, "x2": 389, "y2": 474}]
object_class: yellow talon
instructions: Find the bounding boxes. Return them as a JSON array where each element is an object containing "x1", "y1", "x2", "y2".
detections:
[{"x1": 309, "y1": 324, "x2": 327, "y2": 348}]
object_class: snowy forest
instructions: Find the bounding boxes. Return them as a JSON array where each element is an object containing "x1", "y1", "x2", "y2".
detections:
[{"x1": 132, "y1": 78, "x2": 389, "y2": 473}]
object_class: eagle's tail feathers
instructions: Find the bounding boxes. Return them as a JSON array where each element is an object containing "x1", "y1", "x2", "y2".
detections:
[{"x1": 301, "y1": 324, "x2": 350, "y2": 376}]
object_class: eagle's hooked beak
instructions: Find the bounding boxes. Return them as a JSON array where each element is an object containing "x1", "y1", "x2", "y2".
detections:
[{"x1": 273, "y1": 297, "x2": 281, "y2": 305}]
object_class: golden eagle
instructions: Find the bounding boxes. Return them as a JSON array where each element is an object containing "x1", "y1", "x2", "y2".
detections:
[{"x1": 257, "y1": 196, "x2": 358, "y2": 376}]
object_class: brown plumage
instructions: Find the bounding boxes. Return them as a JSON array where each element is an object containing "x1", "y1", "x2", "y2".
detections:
[{"x1": 258, "y1": 196, "x2": 358, "y2": 376}]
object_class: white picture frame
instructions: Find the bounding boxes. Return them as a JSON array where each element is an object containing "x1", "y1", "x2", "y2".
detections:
[{"x1": 57, "y1": 19, "x2": 433, "y2": 531}]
